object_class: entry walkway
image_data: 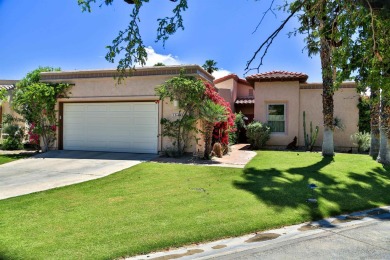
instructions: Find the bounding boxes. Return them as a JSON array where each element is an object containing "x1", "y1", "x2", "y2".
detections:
[{"x1": 151, "y1": 144, "x2": 257, "y2": 168}]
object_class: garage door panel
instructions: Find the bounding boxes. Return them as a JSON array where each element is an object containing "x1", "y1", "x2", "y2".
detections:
[
  {"x1": 106, "y1": 129, "x2": 131, "y2": 137},
  {"x1": 133, "y1": 103, "x2": 156, "y2": 111},
  {"x1": 108, "y1": 104, "x2": 132, "y2": 112},
  {"x1": 132, "y1": 128, "x2": 157, "y2": 136},
  {"x1": 132, "y1": 142, "x2": 156, "y2": 153},
  {"x1": 108, "y1": 112, "x2": 133, "y2": 118},
  {"x1": 64, "y1": 113, "x2": 84, "y2": 120},
  {"x1": 108, "y1": 141, "x2": 132, "y2": 149},
  {"x1": 133, "y1": 117, "x2": 158, "y2": 125},
  {"x1": 65, "y1": 104, "x2": 85, "y2": 112},
  {"x1": 63, "y1": 102, "x2": 158, "y2": 153},
  {"x1": 85, "y1": 105, "x2": 109, "y2": 112}
]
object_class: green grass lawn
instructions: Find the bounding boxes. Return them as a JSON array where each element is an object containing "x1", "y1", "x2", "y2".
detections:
[
  {"x1": 0, "y1": 154, "x2": 31, "y2": 165},
  {"x1": 0, "y1": 151, "x2": 389, "y2": 259}
]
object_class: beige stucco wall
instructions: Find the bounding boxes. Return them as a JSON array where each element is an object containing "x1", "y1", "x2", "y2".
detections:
[
  {"x1": 237, "y1": 83, "x2": 253, "y2": 98},
  {"x1": 215, "y1": 78, "x2": 236, "y2": 112},
  {"x1": 1, "y1": 101, "x2": 15, "y2": 118},
  {"x1": 254, "y1": 81, "x2": 301, "y2": 146},
  {"x1": 299, "y1": 87, "x2": 359, "y2": 149}
]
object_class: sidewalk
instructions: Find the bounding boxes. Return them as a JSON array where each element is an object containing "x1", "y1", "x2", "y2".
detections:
[{"x1": 127, "y1": 206, "x2": 390, "y2": 260}]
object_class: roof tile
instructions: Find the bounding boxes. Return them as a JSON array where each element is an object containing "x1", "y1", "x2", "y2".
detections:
[
  {"x1": 0, "y1": 84, "x2": 15, "y2": 90},
  {"x1": 235, "y1": 97, "x2": 255, "y2": 104},
  {"x1": 246, "y1": 70, "x2": 308, "y2": 83}
]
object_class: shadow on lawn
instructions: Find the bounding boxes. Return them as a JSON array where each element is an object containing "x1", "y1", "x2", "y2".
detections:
[{"x1": 234, "y1": 156, "x2": 390, "y2": 221}]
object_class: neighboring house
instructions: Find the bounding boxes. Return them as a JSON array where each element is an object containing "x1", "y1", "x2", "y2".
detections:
[
  {"x1": 40, "y1": 65, "x2": 213, "y2": 154},
  {"x1": 0, "y1": 80, "x2": 18, "y2": 131},
  {"x1": 214, "y1": 71, "x2": 359, "y2": 150}
]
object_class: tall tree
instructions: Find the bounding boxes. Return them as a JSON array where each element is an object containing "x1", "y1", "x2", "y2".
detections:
[
  {"x1": 202, "y1": 60, "x2": 219, "y2": 74},
  {"x1": 337, "y1": 1, "x2": 390, "y2": 162},
  {"x1": 246, "y1": 0, "x2": 361, "y2": 156}
]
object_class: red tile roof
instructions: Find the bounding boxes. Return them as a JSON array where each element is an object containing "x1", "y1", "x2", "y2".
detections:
[
  {"x1": 214, "y1": 74, "x2": 239, "y2": 84},
  {"x1": 246, "y1": 71, "x2": 308, "y2": 83},
  {"x1": 0, "y1": 84, "x2": 15, "y2": 90},
  {"x1": 235, "y1": 97, "x2": 255, "y2": 105},
  {"x1": 214, "y1": 74, "x2": 251, "y2": 86}
]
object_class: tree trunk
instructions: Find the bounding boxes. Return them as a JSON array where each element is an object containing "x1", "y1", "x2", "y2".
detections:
[
  {"x1": 377, "y1": 126, "x2": 388, "y2": 163},
  {"x1": 203, "y1": 121, "x2": 214, "y2": 159},
  {"x1": 377, "y1": 94, "x2": 390, "y2": 164},
  {"x1": 370, "y1": 87, "x2": 380, "y2": 159},
  {"x1": 319, "y1": 10, "x2": 335, "y2": 157}
]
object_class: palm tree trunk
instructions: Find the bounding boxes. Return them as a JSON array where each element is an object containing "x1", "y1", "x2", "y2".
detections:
[
  {"x1": 319, "y1": 10, "x2": 335, "y2": 157},
  {"x1": 203, "y1": 121, "x2": 214, "y2": 159},
  {"x1": 377, "y1": 94, "x2": 390, "y2": 164},
  {"x1": 370, "y1": 87, "x2": 380, "y2": 159},
  {"x1": 378, "y1": 126, "x2": 387, "y2": 163}
]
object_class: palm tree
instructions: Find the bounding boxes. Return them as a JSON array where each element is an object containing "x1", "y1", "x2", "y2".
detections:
[
  {"x1": 370, "y1": 87, "x2": 380, "y2": 159},
  {"x1": 202, "y1": 60, "x2": 219, "y2": 74},
  {"x1": 199, "y1": 100, "x2": 227, "y2": 159}
]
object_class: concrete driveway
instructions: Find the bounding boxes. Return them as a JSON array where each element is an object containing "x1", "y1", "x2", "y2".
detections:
[{"x1": 0, "y1": 150, "x2": 156, "y2": 200}]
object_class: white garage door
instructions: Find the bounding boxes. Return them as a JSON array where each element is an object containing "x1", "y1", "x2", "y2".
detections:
[{"x1": 63, "y1": 102, "x2": 158, "y2": 153}]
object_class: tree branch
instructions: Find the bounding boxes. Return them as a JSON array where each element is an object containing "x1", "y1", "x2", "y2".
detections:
[
  {"x1": 245, "y1": 1, "x2": 305, "y2": 74},
  {"x1": 252, "y1": 0, "x2": 277, "y2": 34}
]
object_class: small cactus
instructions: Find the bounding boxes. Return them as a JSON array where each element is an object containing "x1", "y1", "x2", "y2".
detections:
[{"x1": 303, "y1": 111, "x2": 319, "y2": 151}]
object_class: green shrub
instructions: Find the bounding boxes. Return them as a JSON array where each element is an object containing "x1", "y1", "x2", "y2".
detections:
[
  {"x1": 351, "y1": 131, "x2": 371, "y2": 153},
  {"x1": 1, "y1": 115, "x2": 25, "y2": 150},
  {"x1": 246, "y1": 121, "x2": 270, "y2": 149},
  {"x1": 229, "y1": 111, "x2": 247, "y2": 144},
  {"x1": 2, "y1": 137, "x2": 23, "y2": 150}
]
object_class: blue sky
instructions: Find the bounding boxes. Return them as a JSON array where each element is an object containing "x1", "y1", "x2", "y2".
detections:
[{"x1": 0, "y1": 0, "x2": 323, "y2": 81}]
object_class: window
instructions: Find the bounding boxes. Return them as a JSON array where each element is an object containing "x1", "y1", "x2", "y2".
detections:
[
  {"x1": 267, "y1": 104, "x2": 285, "y2": 133},
  {"x1": 248, "y1": 89, "x2": 254, "y2": 97}
]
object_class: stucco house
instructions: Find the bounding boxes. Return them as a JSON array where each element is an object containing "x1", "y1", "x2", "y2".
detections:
[
  {"x1": 40, "y1": 65, "x2": 213, "y2": 154},
  {"x1": 1, "y1": 66, "x2": 359, "y2": 153},
  {"x1": 214, "y1": 71, "x2": 359, "y2": 150}
]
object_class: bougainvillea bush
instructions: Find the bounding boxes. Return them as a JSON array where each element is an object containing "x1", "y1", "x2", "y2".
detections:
[
  {"x1": 204, "y1": 83, "x2": 235, "y2": 146},
  {"x1": 12, "y1": 67, "x2": 69, "y2": 152}
]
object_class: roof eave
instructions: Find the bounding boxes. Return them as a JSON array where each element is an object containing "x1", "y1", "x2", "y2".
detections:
[{"x1": 40, "y1": 65, "x2": 214, "y2": 83}]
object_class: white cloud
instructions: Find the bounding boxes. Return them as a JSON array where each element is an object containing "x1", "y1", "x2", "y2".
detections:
[
  {"x1": 142, "y1": 46, "x2": 182, "y2": 66},
  {"x1": 140, "y1": 47, "x2": 232, "y2": 81},
  {"x1": 212, "y1": 69, "x2": 231, "y2": 79}
]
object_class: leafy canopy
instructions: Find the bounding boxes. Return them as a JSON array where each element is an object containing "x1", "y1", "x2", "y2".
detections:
[{"x1": 78, "y1": 0, "x2": 188, "y2": 75}]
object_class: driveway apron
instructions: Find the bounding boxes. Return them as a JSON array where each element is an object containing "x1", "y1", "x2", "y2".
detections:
[{"x1": 0, "y1": 150, "x2": 156, "y2": 200}]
